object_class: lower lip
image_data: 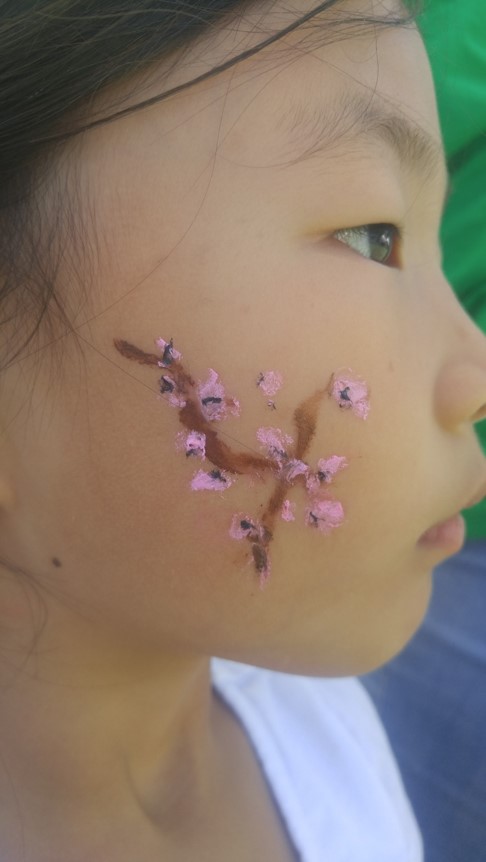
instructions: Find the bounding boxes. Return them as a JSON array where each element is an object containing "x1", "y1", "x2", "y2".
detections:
[{"x1": 418, "y1": 513, "x2": 465, "y2": 551}]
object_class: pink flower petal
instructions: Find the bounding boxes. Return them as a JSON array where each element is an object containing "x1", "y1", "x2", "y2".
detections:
[
  {"x1": 156, "y1": 337, "x2": 182, "y2": 367},
  {"x1": 306, "y1": 455, "x2": 348, "y2": 492},
  {"x1": 197, "y1": 369, "x2": 240, "y2": 421},
  {"x1": 256, "y1": 427, "x2": 294, "y2": 463},
  {"x1": 176, "y1": 431, "x2": 206, "y2": 460},
  {"x1": 281, "y1": 500, "x2": 296, "y2": 521},
  {"x1": 256, "y1": 371, "x2": 283, "y2": 398},
  {"x1": 191, "y1": 469, "x2": 233, "y2": 491},
  {"x1": 305, "y1": 498, "x2": 344, "y2": 533},
  {"x1": 230, "y1": 514, "x2": 257, "y2": 540},
  {"x1": 229, "y1": 514, "x2": 269, "y2": 542},
  {"x1": 330, "y1": 371, "x2": 370, "y2": 420}
]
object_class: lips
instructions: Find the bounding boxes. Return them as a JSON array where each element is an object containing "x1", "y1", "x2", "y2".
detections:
[
  {"x1": 462, "y1": 477, "x2": 486, "y2": 511},
  {"x1": 418, "y1": 473, "x2": 486, "y2": 552},
  {"x1": 418, "y1": 513, "x2": 465, "y2": 549}
]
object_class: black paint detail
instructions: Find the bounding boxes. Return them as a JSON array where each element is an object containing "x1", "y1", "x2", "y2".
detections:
[
  {"x1": 201, "y1": 396, "x2": 222, "y2": 405},
  {"x1": 161, "y1": 338, "x2": 175, "y2": 366},
  {"x1": 159, "y1": 375, "x2": 175, "y2": 393}
]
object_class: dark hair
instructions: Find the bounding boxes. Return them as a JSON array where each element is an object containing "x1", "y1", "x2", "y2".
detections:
[{"x1": 0, "y1": 0, "x2": 417, "y2": 369}]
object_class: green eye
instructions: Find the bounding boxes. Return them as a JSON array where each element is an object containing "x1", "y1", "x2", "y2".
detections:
[{"x1": 333, "y1": 223, "x2": 401, "y2": 266}]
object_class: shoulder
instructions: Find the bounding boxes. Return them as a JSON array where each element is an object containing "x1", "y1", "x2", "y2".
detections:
[{"x1": 212, "y1": 659, "x2": 423, "y2": 862}]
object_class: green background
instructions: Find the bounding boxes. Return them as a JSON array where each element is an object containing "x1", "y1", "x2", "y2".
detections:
[{"x1": 420, "y1": 1, "x2": 486, "y2": 539}]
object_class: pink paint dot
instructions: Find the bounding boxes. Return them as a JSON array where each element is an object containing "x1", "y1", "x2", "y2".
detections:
[
  {"x1": 176, "y1": 430, "x2": 206, "y2": 460},
  {"x1": 256, "y1": 371, "x2": 283, "y2": 398},
  {"x1": 197, "y1": 369, "x2": 241, "y2": 422},
  {"x1": 305, "y1": 498, "x2": 344, "y2": 533},
  {"x1": 155, "y1": 337, "x2": 182, "y2": 367},
  {"x1": 330, "y1": 371, "x2": 370, "y2": 420},
  {"x1": 306, "y1": 455, "x2": 347, "y2": 493},
  {"x1": 227, "y1": 397, "x2": 241, "y2": 417},
  {"x1": 256, "y1": 427, "x2": 294, "y2": 463},
  {"x1": 229, "y1": 514, "x2": 267, "y2": 542},
  {"x1": 230, "y1": 515, "x2": 253, "y2": 541},
  {"x1": 281, "y1": 500, "x2": 296, "y2": 522},
  {"x1": 191, "y1": 469, "x2": 234, "y2": 491}
]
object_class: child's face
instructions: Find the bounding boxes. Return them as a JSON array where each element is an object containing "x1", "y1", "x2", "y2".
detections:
[{"x1": 4, "y1": 0, "x2": 486, "y2": 676}]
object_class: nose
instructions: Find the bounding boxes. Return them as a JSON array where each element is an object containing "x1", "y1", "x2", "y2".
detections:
[{"x1": 435, "y1": 283, "x2": 486, "y2": 431}]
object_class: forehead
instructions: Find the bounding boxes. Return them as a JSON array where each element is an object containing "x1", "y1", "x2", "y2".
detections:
[
  {"x1": 182, "y1": 4, "x2": 443, "y2": 182},
  {"x1": 153, "y1": 0, "x2": 441, "y2": 158}
]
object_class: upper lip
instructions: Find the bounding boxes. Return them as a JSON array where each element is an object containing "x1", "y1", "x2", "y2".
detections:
[{"x1": 462, "y1": 475, "x2": 486, "y2": 511}]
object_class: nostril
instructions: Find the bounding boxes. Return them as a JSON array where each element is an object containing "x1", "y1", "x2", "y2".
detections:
[{"x1": 436, "y1": 362, "x2": 486, "y2": 430}]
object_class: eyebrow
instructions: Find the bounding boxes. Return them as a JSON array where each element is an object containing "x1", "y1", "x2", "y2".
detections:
[{"x1": 278, "y1": 92, "x2": 446, "y2": 182}]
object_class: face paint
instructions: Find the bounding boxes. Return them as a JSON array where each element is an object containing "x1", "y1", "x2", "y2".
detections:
[
  {"x1": 256, "y1": 371, "x2": 283, "y2": 398},
  {"x1": 329, "y1": 370, "x2": 370, "y2": 420},
  {"x1": 114, "y1": 337, "x2": 358, "y2": 586},
  {"x1": 159, "y1": 375, "x2": 187, "y2": 408},
  {"x1": 305, "y1": 499, "x2": 345, "y2": 533},
  {"x1": 198, "y1": 369, "x2": 240, "y2": 422},
  {"x1": 279, "y1": 458, "x2": 309, "y2": 484},
  {"x1": 281, "y1": 500, "x2": 296, "y2": 522},
  {"x1": 306, "y1": 455, "x2": 348, "y2": 494},
  {"x1": 230, "y1": 514, "x2": 268, "y2": 542},
  {"x1": 191, "y1": 469, "x2": 234, "y2": 491},
  {"x1": 229, "y1": 514, "x2": 272, "y2": 586},
  {"x1": 176, "y1": 430, "x2": 206, "y2": 460},
  {"x1": 156, "y1": 337, "x2": 182, "y2": 367},
  {"x1": 251, "y1": 544, "x2": 271, "y2": 583},
  {"x1": 256, "y1": 427, "x2": 294, "y2": 465}
]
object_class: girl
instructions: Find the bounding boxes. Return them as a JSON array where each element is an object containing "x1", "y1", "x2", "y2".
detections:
[{"x1": 1, "y1": 1, "x2": 485, "y2": 859}]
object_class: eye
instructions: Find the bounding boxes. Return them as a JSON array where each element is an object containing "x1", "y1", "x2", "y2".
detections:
[{"x1": 332, "y1": 223, "x2": 401, "y2": 267}]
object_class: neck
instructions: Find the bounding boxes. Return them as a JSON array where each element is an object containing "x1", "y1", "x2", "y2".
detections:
[{"x1": 0, "y1": 611, "x2": 218, "y2": 854}]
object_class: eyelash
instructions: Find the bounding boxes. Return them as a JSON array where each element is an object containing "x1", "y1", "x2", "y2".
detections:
[{"x1": 332, "y1": 223, "x2": 402, "y2": 268}]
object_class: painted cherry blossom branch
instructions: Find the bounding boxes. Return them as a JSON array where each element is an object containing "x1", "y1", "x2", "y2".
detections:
[{"x1": 114, "y1": 337, "x2": 369, "y2": 586}]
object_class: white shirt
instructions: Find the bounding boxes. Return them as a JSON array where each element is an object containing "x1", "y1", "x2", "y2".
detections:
[{"x1": 211, "y1": 659, "x2": 423, "y2": 862}]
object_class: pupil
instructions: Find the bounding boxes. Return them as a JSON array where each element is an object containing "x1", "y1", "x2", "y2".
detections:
[{"x1": 370, "y1": 225, "x2": 392, "y2": 262}]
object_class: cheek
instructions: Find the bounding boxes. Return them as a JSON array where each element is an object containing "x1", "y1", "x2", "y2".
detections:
[
  {"x1": 39, "y1": 327, "x2": 432, "y2": 670},
  {"x1": 103, "y1": 336, "x2": 379, "y2": 593}
]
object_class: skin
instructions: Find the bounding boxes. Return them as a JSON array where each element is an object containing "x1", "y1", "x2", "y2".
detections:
[{"x1": 1, "y1": 1, "x2": 486, "y2": 858}]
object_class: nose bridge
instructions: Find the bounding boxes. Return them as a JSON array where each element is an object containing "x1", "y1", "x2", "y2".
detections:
[{"x1": 433, "y1": 273, "x2": 486, "y2": 429}]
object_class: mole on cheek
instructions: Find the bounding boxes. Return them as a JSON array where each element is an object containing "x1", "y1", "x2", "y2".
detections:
[{"x1": 114, "y1": 337, "x2": 363, "y2": 586}]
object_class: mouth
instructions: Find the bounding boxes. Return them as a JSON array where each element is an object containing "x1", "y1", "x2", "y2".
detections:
[
  {"x1": 418, "y1": 475, "x2": 486, "y2": 552},
  {"x1": 418, "y1": 513, "x2": 465, "y2": 551}
]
